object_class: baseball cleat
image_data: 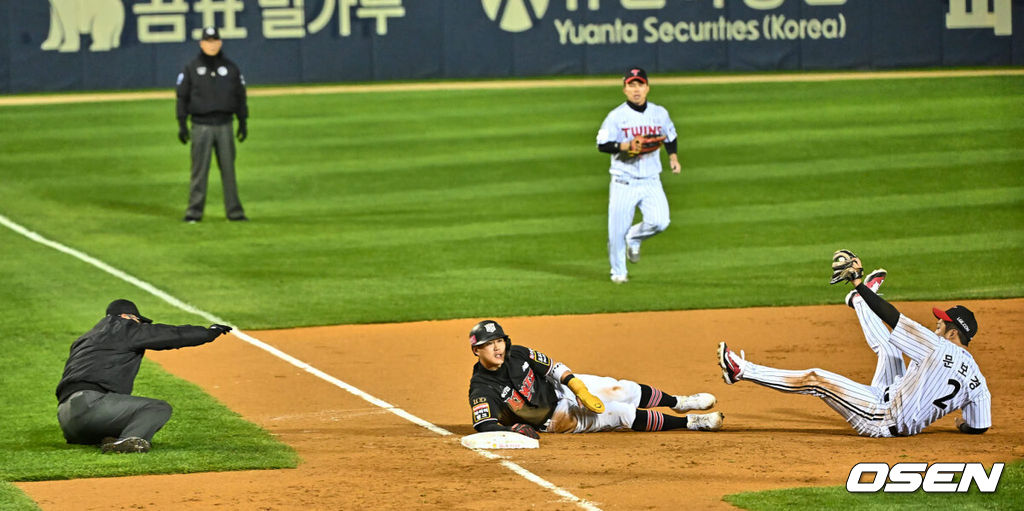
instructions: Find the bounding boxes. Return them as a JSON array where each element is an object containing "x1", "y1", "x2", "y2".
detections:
[
  {"x1": 865, "y1": 268, "x2": 887, "y2": 293},
  {"x1": 717, "y1": 342, "x2": 746, "y2": 384},
  {"x1": 610, "y1": 274, "x2": 628, "y2": 284},
  {"x1": 627, "y1": 244, "x2": 640, "y2": 263},
  {"x1": 101, "y1": 436, "x2": 151, "y2": 454},
  {"x1": 673, "y1": 393, "x2": 716, "y2": 412},
  {"x1": 686, "y1": 411, "x2": 724, "y2": 431}
]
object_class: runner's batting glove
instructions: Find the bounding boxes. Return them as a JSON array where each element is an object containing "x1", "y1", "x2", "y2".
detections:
[
  {"x1": 830, "y1": 249, "x2": 863, "y2": 285},
  {"x1": 567, "y1": 377, "x2": 605, "y2": 413},
  {"x1": 509, "y1": 423, "x2": 540, "y2": 439}
]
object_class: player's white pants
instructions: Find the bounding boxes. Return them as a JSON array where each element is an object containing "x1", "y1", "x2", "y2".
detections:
[
  {"x1": 547, "y1": 374, "x2": 641, "y2": 433},
  {"x1": 608, "y1": 175, "x2": 670, "y2": 278},
  {"x1": 851, "y1": 293, "x2": 906, "y2": 387},
  {"x1": 741, "y1": 361, "x2": 895, "y2": 437}
]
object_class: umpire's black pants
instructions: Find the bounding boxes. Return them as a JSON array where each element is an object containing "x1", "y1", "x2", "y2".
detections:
[
  {"x1": 57, "y1": 390, "x2": 172, "y2": 444},
  {"x1": 185, "y1": 122, "x2": 246, "y2": 220}
]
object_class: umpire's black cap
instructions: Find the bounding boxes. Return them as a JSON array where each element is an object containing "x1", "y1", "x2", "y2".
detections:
[
  {"x1": 201, "y1": 27, "x2": 220, "y2": 40},
  {"x1": 624, "y1": 67, "x2": 648, "y2": 84},
  {"x1": 933, "y1": 305, "x2": 977, "y2": 344},
  {"x1": 106, "y1": 299, "x2": 152, "y2": 323}
]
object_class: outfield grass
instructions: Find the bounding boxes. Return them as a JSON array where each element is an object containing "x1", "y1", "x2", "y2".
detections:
[{"x1": 1, "y1": 74, "x2": 1021, "y2": 508}]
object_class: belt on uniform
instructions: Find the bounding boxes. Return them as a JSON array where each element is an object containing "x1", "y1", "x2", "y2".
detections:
[{"x1": 613, "y1": 178, "x2": 630, "y2": 186}]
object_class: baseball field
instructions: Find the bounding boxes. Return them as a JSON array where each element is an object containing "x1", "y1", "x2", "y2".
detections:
[{"x1": 1, "y1": 70, "x2": 1023, "y2": 510}]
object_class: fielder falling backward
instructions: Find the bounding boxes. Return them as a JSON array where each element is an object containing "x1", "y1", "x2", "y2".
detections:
[
  {"x1": 596, "y1": 67, "x2": 681, "y2": 284},
  {"x1": 467, "y1": 320, "x2": 723, "y2": 438},
  {"x1": 717, "y1": 250, "x2": 991, "y2": 437}
]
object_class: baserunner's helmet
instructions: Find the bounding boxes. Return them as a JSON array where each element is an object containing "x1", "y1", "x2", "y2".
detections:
[{"x1": 469, "y1": 320, "x2": 510, "y2": 351}]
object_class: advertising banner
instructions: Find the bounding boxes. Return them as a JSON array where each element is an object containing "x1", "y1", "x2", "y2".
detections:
[{"x1": 1, "y1": 1, "x2": 1020, "y2": 93}]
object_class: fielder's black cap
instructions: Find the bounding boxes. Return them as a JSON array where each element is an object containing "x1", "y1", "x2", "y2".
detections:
[
  {"x1": 106, "y1": 299, "x2": 152, "y2": 324},
  {"x1": 469, "y1": 320, "x2": 508, "y2": 347},
  {"x1": 624, "y1": 67, "x2": 648, "y2": 84},
  {"x1": 933, "y1": 305, "x2": 977, "y2": 344},
  {"x1": 201, "y1": 27, "x2": 220, "y2": 40}
]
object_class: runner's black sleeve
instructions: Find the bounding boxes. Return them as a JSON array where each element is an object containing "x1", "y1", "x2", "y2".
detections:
[
  {"x1": 476, "y1": 421, "x2": 508, "y2": 433},
  {"x1": 855, "y1": 283, "x2": 900, "y2": 329}
]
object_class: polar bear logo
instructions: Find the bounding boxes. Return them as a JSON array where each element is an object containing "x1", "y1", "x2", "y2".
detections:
[{"x1": 40, "y1": 0, "x2": 125, "y2": 52}]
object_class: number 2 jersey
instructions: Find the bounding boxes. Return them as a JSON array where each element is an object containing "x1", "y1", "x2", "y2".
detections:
[
  {"x1": 886, "y1": 315, "x2": 992, "y2": 436},
  {"x1": 468, "y1": 345, "x2": 559, "y2": 431}
]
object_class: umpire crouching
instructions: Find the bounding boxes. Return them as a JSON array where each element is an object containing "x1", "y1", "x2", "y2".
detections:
[
  {"x1": 176, "y1": 26, "x2": 249, "y2": 223},
  {"x1": 55, "y1": 299, "x2": 232, "y2": 453}
]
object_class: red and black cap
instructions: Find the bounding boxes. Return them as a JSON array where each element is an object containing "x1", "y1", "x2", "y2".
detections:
[
  {"x1": 623, "y1": 67, "x2": 648, "y2": 84},
  {"x1": 106, "y1": 299, "x2": 152, "y2": 323},
  {"x1": 932, "y1": 305, "x2": 977, "y2": 344}
]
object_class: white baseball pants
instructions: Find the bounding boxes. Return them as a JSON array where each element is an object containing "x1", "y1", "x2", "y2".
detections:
[
  {"x1": 851, "y1": 292, "x2": 907, "y2": 387},
  {"x1": 546, "y1": 374, "x2": 642, "y2": 433},
  {"x1": 608, "y1": 176, "x2": 670, "y2": 278}
]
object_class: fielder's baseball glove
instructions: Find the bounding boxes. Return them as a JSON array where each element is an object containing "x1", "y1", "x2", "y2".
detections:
[
  {"x1": 626, "y1": 133, "x2": 667, "y2": 158},
  {"x1": 509, "y1": 423, "x2": 540, "y2": 439},
  {"x1": 829, "y1": 249, "x2": 863, "y2": 285}
]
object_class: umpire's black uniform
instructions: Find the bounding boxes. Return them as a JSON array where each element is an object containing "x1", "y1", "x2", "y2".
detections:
[
  {"x1": 56, "y1": 300, "x2": 225, "y2": 449},
  {"x1": 175, "y1": 27, "x2": 248, "y2": 222}
]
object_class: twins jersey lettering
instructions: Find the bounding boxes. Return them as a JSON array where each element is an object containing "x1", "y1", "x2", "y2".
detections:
[
  {"x1": 596, "y1": 101, "x2": 677, "y2": 179},
  {"x1": 597, "y1": 101, "x2": 679, "y2": 279}
]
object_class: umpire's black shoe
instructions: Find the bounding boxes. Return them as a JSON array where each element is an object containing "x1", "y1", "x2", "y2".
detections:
[
  {"x1": 101, "y1": 436, "x2": 151, "y2": 454},
  {"x1": 228, "y1": 215, "x2": 249, "y2": 222},
  {"x1": 183, "y1": 215, "x2": 201, "y2": 223}
]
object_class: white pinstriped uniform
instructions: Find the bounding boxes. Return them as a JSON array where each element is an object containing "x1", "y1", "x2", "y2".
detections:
[
  {"x1": 741, "y1": 314, "x2": 991, "y2": 437},
  {"x1": 851, "y1": 292, "x2": 907, "y2": 387},
  {"x1": 596, "y1": 101, "x2": 678, "y2": 279}
]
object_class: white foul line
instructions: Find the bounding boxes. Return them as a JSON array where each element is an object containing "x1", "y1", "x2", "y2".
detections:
[{"x1": 0, "y1": 212, "x2": 601, "y2": 511}]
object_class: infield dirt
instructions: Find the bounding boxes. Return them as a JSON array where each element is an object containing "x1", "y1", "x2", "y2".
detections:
[{"x1": 18, "y1": 299, "x2": 1024, "y2": 510}]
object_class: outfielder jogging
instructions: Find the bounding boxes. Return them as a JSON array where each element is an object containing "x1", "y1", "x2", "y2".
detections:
[
  {"x1": 717, "y1": 250, "x2": 991, "y2": 437},
  {"x1": 467, "y1": 320, "x2": 723, "y2": 438},
  {"x1": 596, "y1": 67, "x2": 681, "y2": 284}
]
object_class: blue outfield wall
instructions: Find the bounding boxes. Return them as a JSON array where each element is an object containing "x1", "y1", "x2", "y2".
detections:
[{"x1": 2, "y1": 0, "x2": 1022, "y2": 94}]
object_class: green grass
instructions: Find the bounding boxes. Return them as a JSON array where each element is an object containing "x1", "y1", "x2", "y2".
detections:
[
  {"x1": 726, "y1": 459, "x2": 1023, "y2": 510},
  {"x1": 0, "y1": 482, "x2": 39, "y2": 511},
  {"x1": 1, "y1": 74, "x2": 1021, "y2": 508}
]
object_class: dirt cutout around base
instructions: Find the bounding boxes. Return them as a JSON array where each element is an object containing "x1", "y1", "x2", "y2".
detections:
[{"x1": 19, "y1": 299, "x2": 1024, "y2": 510}]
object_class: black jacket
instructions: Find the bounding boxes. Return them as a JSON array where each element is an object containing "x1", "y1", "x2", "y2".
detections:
[
  {"x1": 55, "y1": 316, "x2": 217, "y2": 403},
  {"x1": 176, "y1": 51, "x2": 248, "y2": 125}
]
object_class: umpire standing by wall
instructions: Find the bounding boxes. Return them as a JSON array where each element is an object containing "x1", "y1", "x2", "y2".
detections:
[
  {"x1": 176, "y1": 26, "x2": 249, "y2": 223},
  {"x1": 55, "y1": 299, "x2": 233, "y2": 453}
]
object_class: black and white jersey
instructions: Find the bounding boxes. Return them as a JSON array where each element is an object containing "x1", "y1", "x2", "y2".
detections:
[
  {"x1": 887, "y1": 315, "x2": 992, "y2": 435},
  {"x1": 468, "y1": 345, "x2": 559, "y2": 431}
]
